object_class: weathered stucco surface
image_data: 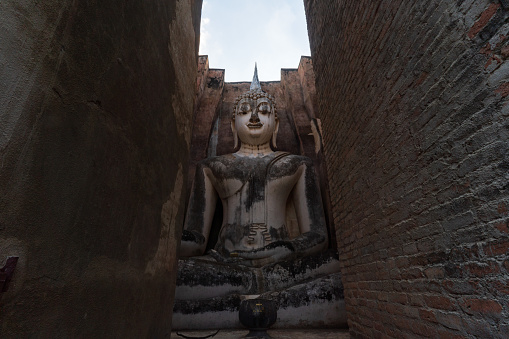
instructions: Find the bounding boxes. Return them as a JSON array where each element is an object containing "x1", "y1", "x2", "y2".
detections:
[{"x1": 0, "y1": 0, "x2": 201, "y2": 337}]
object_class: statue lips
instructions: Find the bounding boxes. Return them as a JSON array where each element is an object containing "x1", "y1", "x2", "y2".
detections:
[{"x1": 247, "y1": 122, "x2": 263, "y2": 129}]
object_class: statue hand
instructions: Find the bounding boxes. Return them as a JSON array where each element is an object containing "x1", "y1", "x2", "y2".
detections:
[
  {"x1": 181, "y1": 230, "x2": 205, "y2": 244},
  {"x1": 180, "y1": 230, "x2": 206, "y2": 257},
  {"x1": 233, "y1": 241, "x2": 296, "y2": 266}
]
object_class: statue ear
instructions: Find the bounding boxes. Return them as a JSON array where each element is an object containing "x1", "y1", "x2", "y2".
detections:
[
  {"x1": 271, "y1": 118, "x2": 279, "y2": 149},
  {"x1": 231, "y1": 120, "x2": 238, "y2": 149}
]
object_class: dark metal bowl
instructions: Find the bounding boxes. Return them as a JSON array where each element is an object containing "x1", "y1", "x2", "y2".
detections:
[{"x1": 239, "y1": 298, "x2": 277, "y2": 338}]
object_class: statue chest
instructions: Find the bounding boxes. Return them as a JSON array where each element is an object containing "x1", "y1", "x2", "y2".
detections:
[{"x1": 205, "y1": 155, "x2": 300, "y2": 204}]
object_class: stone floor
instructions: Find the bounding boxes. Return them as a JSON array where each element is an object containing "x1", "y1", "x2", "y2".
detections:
[{"x1": 171, "y1": 329, "x2": 350, "y2": 339}]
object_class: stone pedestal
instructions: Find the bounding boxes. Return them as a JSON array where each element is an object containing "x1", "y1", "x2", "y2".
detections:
[{"x1": 173, "y1": 251, "x2": 347, "y2": 329}]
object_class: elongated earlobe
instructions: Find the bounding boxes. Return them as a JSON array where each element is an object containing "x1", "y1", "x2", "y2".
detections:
[
  {"x1": 271, "y1": 119, "x2": 279, "y2": 149},
  {"x1": 231, "y1": 120, "x2": 238, "y2": 149}
]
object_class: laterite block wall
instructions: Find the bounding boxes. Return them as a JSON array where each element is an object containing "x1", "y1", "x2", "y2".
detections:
[{"x1": 305, "y1": 0, "x2": 509, "y2": 337}]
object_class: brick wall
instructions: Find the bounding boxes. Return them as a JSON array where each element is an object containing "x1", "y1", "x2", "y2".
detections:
[{"x1": 305, "y1": 0, "x2": 509, "y2": 337}]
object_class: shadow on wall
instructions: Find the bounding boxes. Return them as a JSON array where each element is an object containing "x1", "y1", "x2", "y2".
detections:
[{"x1": 0, "y1": 0, "x2": 202, "y2": 337}]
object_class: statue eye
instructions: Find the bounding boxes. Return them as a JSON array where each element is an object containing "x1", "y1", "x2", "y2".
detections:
[
  {"x1": 258, "y1": 105, "x2": 270, "y2": 114},
  {"x1": 239, "y1": 104, "x2": 250, "y2": 115}
]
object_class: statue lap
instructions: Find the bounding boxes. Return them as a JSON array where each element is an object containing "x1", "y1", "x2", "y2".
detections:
[{"x1": 173, "y1": 249, "x2": 345, "y2": 329}]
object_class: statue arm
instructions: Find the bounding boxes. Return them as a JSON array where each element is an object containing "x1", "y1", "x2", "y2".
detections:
[
  {"x1": 290, "y1": 160, "x2": 328, "y2": 254},
  {"x1": 179, "y1": 163, "x2": 218, "y2": 257}
]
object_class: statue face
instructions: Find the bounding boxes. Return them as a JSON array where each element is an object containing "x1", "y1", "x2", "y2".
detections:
[{"x1": 234, "y1": 97, "x2": 278, "y2": 146}]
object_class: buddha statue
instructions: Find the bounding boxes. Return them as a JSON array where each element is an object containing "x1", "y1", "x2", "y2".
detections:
[
  {"x1": 179, "y1": 66, "x2": 328, "y2": 268},
  {"x1": 174, "y1": 66, "x2": 345, "y2": 330}
]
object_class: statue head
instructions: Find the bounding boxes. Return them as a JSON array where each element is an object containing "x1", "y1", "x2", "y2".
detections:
[{"x1": 231, "y1": 65, "x2": 279, "y2": 149}]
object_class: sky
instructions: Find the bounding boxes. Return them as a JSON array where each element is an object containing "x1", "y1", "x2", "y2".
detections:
[{"x1": 199, "y1": 0, "x2": 311, "y2": 82}]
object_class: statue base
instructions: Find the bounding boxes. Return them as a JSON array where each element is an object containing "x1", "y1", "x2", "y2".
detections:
[
  {"x1": 245, "y1": 329, "x2": 274, "y2": 338},
  {"x1": 173, "y1": 251, "x2": 347, "y2": 330}
]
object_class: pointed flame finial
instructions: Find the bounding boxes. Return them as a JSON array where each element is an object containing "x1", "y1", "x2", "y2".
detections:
[{"x1": 250, "y1": 63, "x2": 261, "y2": 91}]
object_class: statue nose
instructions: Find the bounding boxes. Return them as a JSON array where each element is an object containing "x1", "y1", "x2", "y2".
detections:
[{"x1": 250, "y1": 111, "x2": 260, "y2": 122}]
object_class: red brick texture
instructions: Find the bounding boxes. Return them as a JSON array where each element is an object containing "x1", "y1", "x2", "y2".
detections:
[{"x1": 304, "y1": 0, "x2": 509, "y2": 337}]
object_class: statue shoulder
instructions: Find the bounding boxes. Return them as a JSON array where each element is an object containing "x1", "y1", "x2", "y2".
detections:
[
  {"x1": 274, "y1": 153, "x2": 314, "y2": 167},
  {"x1": 196, "y1": 154, "x2": 236, "y2": 178},
  {"x1": 268, "y1": 153, "x2": 314, "y2": 178},
  {"x1": 199, "y1": 154, "x2": 235, "y2": 167}
]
